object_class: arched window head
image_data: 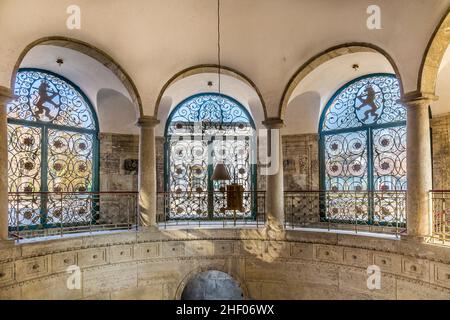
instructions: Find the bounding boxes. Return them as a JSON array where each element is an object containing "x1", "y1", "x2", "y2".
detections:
[
  {"x1": 166, "y1": 93, "x2": 254, "y2": 136},
  {"x1": 321, "y1": 74, "x2": 405, "y2": 131},
  {"x1": 8, "y1": 69, "x2": 97, "y2": 130}
]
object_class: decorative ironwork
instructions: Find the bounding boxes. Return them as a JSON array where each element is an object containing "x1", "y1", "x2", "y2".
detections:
[
  {"x1": 322, "y1": 74, "x2": 405, "y2": 131},
  {"x1": 7, "y1": 69, "x2": 99, "y2": 229},
  {"x1": 284, "y1": 190, "x2": 406, "y2": 234},
  {"x1": 165, "y1": 93, "x2": 256, "y2": 220},
  {"x1": 320, "y1": 74, "x2": 406, "y2": 224},
  {"x1": 8, "y1": 192, "x2": 137, "y2": 240},
  {"x1": 7, "y1": 69, "x2": 96, "y2": 129}
]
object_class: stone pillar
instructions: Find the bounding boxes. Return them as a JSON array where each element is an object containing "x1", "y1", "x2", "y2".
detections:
[
  {"x1": 402, "y1": 92, "x2": 437, "y2": 239},
  {"x1": 0, "y1": 87, "x2": 12, "y2": 241},
  {"x1": 137, "y1": 116, "x2": 160, "y2": 228},
  {"x1": 262, "y1": 118, "x2": 285, "y2": 229}
]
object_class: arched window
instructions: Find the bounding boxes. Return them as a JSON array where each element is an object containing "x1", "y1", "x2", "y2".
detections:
[
  {"x1": 319, "y1": 74, "x2": 406, "y2": 224},
  {"x1": 165, "y1": 93, "x2": 256, "y2": 220},
  {"x1": 7, "y1": 69, "x2": 99, "y2": 228}
]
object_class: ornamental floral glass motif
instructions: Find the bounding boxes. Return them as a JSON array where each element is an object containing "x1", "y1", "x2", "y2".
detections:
[
  {"x1": 320, "y1": 74, "x2": 406, "y2": 225},
  {"x1": 7, "y1": 69, "x2": 98, "y2": 230},
  {"x1": 165, "y1": 93, "x2": 256, "y2": 220}
]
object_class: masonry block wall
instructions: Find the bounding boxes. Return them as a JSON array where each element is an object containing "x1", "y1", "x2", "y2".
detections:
[
  {"x1": 431, "y1": 114, "x2": 450, "y2": 190},
  {"x1": 1, "y1": 230, "x2": 450, "y2": 300}
]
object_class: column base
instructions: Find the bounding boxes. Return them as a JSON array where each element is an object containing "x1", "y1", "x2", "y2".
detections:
[
  {"x1": 400, "y1": 234, "x2": 432, "y2": 244},
  {"x1": 137, "y1": 225, "x2": 159, "y2": 233}
]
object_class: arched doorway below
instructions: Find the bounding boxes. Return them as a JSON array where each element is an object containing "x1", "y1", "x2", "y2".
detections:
[{"x1": 181, "y1": 270, "x2": 244, "y2": 300}]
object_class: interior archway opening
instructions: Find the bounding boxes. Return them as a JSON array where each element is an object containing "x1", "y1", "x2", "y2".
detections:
[{"x1": 181, "y1": 270, "x2": 244, "y2": 300}]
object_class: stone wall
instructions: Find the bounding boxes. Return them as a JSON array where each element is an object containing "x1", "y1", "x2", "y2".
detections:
[
  {"x1": 431, "y1": 114, "x2": 450, "y2": 190},
  {"x1": 1, "y1": 229, "x2": 450, "y2": 300},
  {"x1": 99, "y1": 133, "x2": 139, "y2": 191},
  {"x1": 282, "y1": 134, "x2": 319, "y2": 191}
]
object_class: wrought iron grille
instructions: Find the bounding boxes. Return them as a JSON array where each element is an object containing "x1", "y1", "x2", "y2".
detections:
[
  {"x1": 6, "y1": 69, "x2": 99, "y2": 230},
  {"x1": 165, "y1": 93, "x2": 257, "y2": 220},
  {"x1": 284, "y1": 190, "x2": 406, "y2": 235},
  {"x1": 430, "y1": 190, "x2": 450, "y2": 243},
  {"x1": 320, "y1": 74, "x2": 407, "y2": 224},
  {"x1": 8, "y1": 192, "x2": 137, "y2": 240}
]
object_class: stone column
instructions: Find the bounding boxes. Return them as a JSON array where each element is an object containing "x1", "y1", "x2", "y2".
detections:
[
  {"x1": 137, "y1": 116, "x2": 160, "y2": 228},
  {"x1": 0, "y1": 87, "x2": 12, "y2": 241},
  {"x1": 262, "y1": 118, "x2": 285, "y2": 229},
  {"x1": 402, "y1": 92, "x2": 437, "y2": 239}
]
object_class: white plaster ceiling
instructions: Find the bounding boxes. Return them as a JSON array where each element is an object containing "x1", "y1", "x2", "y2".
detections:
[
  {"x1": 283, "y1": 52, "x2": 394, "y2": 135},
  {"x1": 20, "y1": 45, "x2": 133, "y2": 111},
  {"x1": 19, "y1": 44, "x2": 138, "y2": 134},
  {"x1": 0, "y1": 0, "x2": 449, "y2": 118},
  {"x1": 434, "y1": 45, "x2": 450, "y2": 116}
]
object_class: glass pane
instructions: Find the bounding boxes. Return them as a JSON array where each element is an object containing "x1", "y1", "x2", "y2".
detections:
[
  {"x1": 324, "y1": 131, "x2": 369, "y2": 221},
  {"x1": 372, "y1": 126, "x2": 407, "y2": 191},
  {"x1": 168, "y1": 138, "x2": 209, "y2": 219},
  {"x1": 46, "y1": 129, "x2": 94, "y2": 225},
  {"x1": 372, "y1": 126, "x2": 407, "y2": 225},
  {"x1": 324, "y1": 131, "x2": 368, "y2": 191},
  {"x1": 7, "y1": 124, "x2": 42, "y2": 227},
  {"x1": 212, "y1": 137, "x2": 253, "y2": 218}
]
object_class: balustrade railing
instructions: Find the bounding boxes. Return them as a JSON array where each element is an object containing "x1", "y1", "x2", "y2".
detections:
[
  {"x1": 7, "y1": 189, "x2": 412, "y2": 240},
  {"x1": 8, "y1": 191, "x2": 138, "y2": 240},
  {"x1": 156, "y1": 191, "x2": 266, "y2": 228},
  {"x1": 430, "y1": 190, "x2": 450, "y2": 243},
  {"x1": 284, "y1": 190, "x2": 407, "y2": 235}
]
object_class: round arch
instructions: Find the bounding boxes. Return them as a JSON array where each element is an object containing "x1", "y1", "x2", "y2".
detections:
[
  {"x1": 278, "y1": 43, "x2": 404, "y2": 120},
  {"x1": 154, "y1": 64, "x2": 267, "y2": 120},
  {"x1": 174, "y1": 265, "x2": 249, "y2": 300},
  {"x1": 10, "y1": 36, "x2": 143, "y2": 119},
  {"x1": 418, "y1": 8, "x2": 450, "y2": 94}
]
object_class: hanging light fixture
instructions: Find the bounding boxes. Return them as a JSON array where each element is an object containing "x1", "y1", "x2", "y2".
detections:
[
  {"x1": 212, "y1": 0, "x2": 231, "y2": 183},
  {"x1": 211, "y1": 163, "x2": 231, "y2": 181}
]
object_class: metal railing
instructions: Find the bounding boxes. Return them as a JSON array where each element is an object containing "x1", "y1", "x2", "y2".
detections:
[
  {"x1": 156, "y1": 191, "x2": 266, "y2": 228},
  {"x1": 284, "y1": 190, "x2": 407, "y2": 235},
  {"x1": 7, "y1": 189, "x2": 412, "y2": 240},
  {"x1": 8, "y1": 191, "x2": 138, "y2": 240},
  {"x1": 430, "y1": 190, "x2": 450, "y2": 243}
]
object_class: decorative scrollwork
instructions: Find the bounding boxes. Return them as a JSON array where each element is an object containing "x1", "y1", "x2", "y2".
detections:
[
  {"x1": 7, "y1": 69, "x2": 98, "y2": 229},
  {"x1": 7, "y1": 69, "x2": 96, "y2": 129},
  {"x1": 322, "y1": 74, "x2": 405, "y2": 131},
  {"x1": 321, "y1": 74, "x2": 406, "y2": 225},
  {"x1": 166, "y1": 93, "x2": 255, "y2": 220}
]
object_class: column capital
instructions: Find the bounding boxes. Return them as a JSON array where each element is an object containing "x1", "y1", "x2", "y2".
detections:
[
  {"x1": 137, "y1": 116, "x2": 160, "y2": 128},
  {"x1": 0, "y1": 86, "x2": 12, "y2": 105},
  {"x1": 262, "y1": 117, "x2": 284, "y2": 129},
  {"x1": 401, "y1": 91, "x2": 438, "y2": 107}
]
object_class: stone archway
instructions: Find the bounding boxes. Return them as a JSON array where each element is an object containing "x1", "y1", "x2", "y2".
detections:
[
  {"x1": 10, "y1": 36, "x2": 143, "y2": 119},
  {"x1": 418, "y1": 9, "x2": 450, "y2": 95},
  {"x1": 180, "y1": 270, "x2": 244, "y2": 300},
  {"x1": 153, "y1": 64, "x2": 268, "y2": 120},
  {"x1": 278, "y1": 43, "x2": 404, "y2": 120},
  {"x1": 175, "y1": 265, "x2": 249, "y2": 300}
]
